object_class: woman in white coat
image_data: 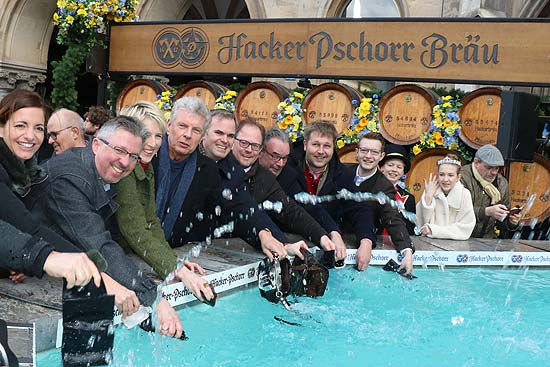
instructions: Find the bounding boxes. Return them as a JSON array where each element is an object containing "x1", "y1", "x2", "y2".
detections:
[{"x1": 416, "y1": 154, "x2": 476, "y2": 240}]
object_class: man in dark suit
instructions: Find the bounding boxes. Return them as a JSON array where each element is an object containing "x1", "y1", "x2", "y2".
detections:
[
  {"x1": 269, "y1": 121, "x2": 376, "y2": 271},
  {"x1": 229, "y1": 119, "x2": 337, "y2": 254},
  {"x1": 352, "y1": 132, "x2": 414, "y2": 274},
  {"x1": 155, "y1": 98, "x2": 296, "y2": 260}
]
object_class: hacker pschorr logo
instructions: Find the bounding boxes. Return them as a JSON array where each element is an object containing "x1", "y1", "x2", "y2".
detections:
[{"x1": 153, "y1": 27, "x2": 209, "y2": 69}]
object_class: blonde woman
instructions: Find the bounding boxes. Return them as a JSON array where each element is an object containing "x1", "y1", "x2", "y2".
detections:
[
  {"x1": 115, "y1": 102, "x2": 214, "y2": 303},
  {"x1": 416, "y1": 154, "x2": 476, "y2": 240}
]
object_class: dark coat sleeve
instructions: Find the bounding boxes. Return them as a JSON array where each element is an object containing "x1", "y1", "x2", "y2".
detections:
[
  {"x1": 362, "y1": 174, "x2": 413, "y2": 252},
  {"x1": 251, "y1": 168, "x2": 328, "y2": 244}
]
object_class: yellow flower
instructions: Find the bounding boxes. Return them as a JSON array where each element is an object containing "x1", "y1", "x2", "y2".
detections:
[
  {"x1": 66, "y1": 15, "x2": 74, "y2": 24},
  {"x1": 57, "y1": 0, "x2": 67, "y2": 8},
  {"x1": 413, "y1": 145, "x2": 422, "y2": 155},
  {"x1": 443, "y1": 119, "x2": 452, "y2": 127},
  {"x1": 278, "y1": 121, "x2": 289, "y2": 130},
  {"x1": 284, "y1": 105, "x2": 295, "y2": 115},
  {"x1": 344, "y1": 128, "x2": 353, "y2": 137},
  {"x1": 441, "y1": 95, "x2": 452, "y2": 101},
  {"x1": 114, "y1": 15, "x2": 123, "y2": 22},
  {"x1": 442, "y1": 102, "x2": 452, "y2": 108},
  {"x1": 284, "y1": 115, "x2": 293, "y2": 124},
  {"x1": 294, "y1": 92, "x2": 304, "y2": 99},
  {"x1": 289, "y1": 132, "x2": 298, "y2": 142},
  {"x1": 367, "y1": 120, "x2": 378, "y2": 132},
  {"x1": 226, "y1": 90, "x2": 237, "y2": 97},
  {"x1": 77, "y1": 8, "x2": 87, "y2": 16},
  {"x1": 53, "y1": 13, "x2": 59, "y2": 22},
  {"x1": 449, "y1": 142, "x2": 459, "y2": 150},
  {"x1": 358, "y1": 118, "x2": 368, "y2": 127},
  {"x1": 292, "y1": 115, "x2": 301, "y2": 124},
  {"x1": 354, "y1": 124, "x2": 362, "y2": 133},
  {"x1": 337, "y1": 140, "x2": 345, "y2": 149},
  {"x1": 289, "y1": 97, "x2": 295, "y2": 103},
  {"x1": 433, "y1": 131, "x2": 444, "y2": 145},
  {"x1": 277, "y1": 101, "x2": 286, "y2": 110}
]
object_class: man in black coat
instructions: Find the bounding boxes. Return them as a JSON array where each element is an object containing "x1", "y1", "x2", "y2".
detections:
[
  {"x1": 229, "y1": 119, "x2": 336, "y2": 254},
  {"x1": 154, "y1": 98, "x2": 294, "y2": 261},
  {"x1": 268, "y1": 121, "x2": 377, "y2": 270},
  {"x1": 352, "y1": 133, "x2": 414, "y2": 274}
]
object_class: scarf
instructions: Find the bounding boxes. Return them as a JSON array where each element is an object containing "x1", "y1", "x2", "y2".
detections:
[
  {"x1": 471, "y1": 164, "x2": 501, "y2": 205},
  {"x1": 0, "y1": 137, "x2": 46, "y2": 196},
  {"x1": 155, "y1": 135, "x2": 197, "y2": 239}
]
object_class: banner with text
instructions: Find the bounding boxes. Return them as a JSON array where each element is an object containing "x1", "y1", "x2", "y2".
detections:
[{"x1": 109, "y1": 19, "x2": 550, "y2": 85}]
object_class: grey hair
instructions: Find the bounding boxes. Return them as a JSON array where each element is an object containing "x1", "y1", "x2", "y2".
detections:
[
  {"x1": 171, "y1": 96, "x2": 211, "y2": 129},
  {"x1": 120, "y1": 101, "x2": 167, "y2": 134},
  {"x1": 207, "y1": 109, "x2": 237, "y2": 132},
  {"x1": 96, "y1": 116, "x2": 147, "y2": 148},
  {"x1": 264, "y1": 127, "x2": 290, "y2": 147},
  {"x1": 52, "y1": 108, "x2": 85, "y2": 133}
]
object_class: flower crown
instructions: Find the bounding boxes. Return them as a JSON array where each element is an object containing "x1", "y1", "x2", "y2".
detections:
[{"x1": 437, "y1": 157, "x2": 462, "y2": 167}]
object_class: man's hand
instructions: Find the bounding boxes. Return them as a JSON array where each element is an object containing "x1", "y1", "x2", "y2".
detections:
[
  {"x1": 329, "y1": 231, "x2": 347, "y2": 260},
  {"x1": 8, "y1": 270, "x2": 26, "y2": 283},
  {"x1": 176, "y1": 266, "x2": 214, "y2": 303},
  {"x1": 398, "y1": 249, "x2": 414, "y2": 275},
  {"x1": 259, "y1": 229, "x2": 287, "y2": 261},
  {"x1": 43, "y1": 251, "x2": 101, "y2": 289},
  {"x1": 284, "y1": 241, "x2": 309, "y2": 260},
  {"x1": 485, "y1": 204, "x2": 509, "y2": 222},
  {"x1": 508, "y1": 212, "x2": 521, "y2": 225},
  {"x1": 356, "y1": 239, "x2": 373, "y2": 271},
  {"x1": 101, "y1": 272, "x2": 140, "y2": 318},
  {"x1": 420, "y1": 224, "x2": 432, "y2": 236},
  {"x1": 319, "y1": 235, "x2": 336, "y2": 252},
  {"x1": 156, "y1": 299, "x2": 183, "y2": 339}
]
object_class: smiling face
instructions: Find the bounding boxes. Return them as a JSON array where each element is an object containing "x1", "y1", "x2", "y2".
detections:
[
  {"x1": 92, "y1": 129, "x2": 142, "y2": 183},
  {"x1": 379, "y1": 158, "x2": 405, "y2": 186},
  {"x1": 0, "y1": 107, "x2": 45, "y2": 160},
  {"x1": 356, "y1": 138, "x2": 384, "y2": 176},
  {"x1": 232, "y1": 124, "x2": 263, "y2": 168},
  {"x1": 438, "y1": 163, "x2": 461, "y2": 195},
  {"x1": 167, "y1": 109, "x2": 205, "y2": 162},
  {"x1": 202, "y1": 115, "x2": 236, "y2": 161},
  {"x1": 140, "y1": 117, "x2": 163, "y2": 164},
  {"x1": 304, "y1": 131, "x2": 334, "y2": 170}
]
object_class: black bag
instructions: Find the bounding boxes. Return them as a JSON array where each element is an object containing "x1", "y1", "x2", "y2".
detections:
[
  {"x1": 258, "y1": 249, "x2": 329, "y2": 305},
  {"x1": 62, "y1": 279, "x2": 114, "y2": 367}
]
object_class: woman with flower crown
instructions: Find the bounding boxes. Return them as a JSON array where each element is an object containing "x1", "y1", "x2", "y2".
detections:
[{"x1": 416, "y1": 154, "x2": 476, "y2": 240}]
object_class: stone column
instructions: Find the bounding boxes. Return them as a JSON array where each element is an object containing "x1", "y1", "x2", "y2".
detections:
[{"x1": 0, "y1": 67, "x2": 46, "y2": 99}]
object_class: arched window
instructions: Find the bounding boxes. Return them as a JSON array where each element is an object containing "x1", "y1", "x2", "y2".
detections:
[{"x1": 345, "y1": 0, "x2": 400, "y2": 17}]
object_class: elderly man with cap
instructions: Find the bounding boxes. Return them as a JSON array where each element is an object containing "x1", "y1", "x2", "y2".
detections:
[{"x1": 460, "y1": 144, "x2": 521, "y2": 238}]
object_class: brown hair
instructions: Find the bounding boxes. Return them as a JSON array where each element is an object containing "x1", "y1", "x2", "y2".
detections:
[
  {"x1": 303, "y1": 121, "x2": 338, "y2": 144},
  {"x1": 359, "y1": 132, "x2": 385, "y2": 151},
  {"x1": 237, "y1": 117, "x2": 266, "y2": 142},
  {"x1": 0, "y1": 90, "x2": 47, "y2": 127},
  {"x1": 84, "y1": 106, "x2": 113, "y2": 127}
]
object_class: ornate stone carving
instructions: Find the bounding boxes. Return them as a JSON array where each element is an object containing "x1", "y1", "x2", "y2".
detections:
[{"x1": 0, "y1": 68, "x2": 46, "y2": 91}]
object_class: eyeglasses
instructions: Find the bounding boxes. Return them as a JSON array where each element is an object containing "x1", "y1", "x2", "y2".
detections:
[
  {"x1": 264, "y1": 150, "x2": 289, "y2": 163},
  {"x1": 357, "y1": 148, "x2": 382, "y2": 156},
  {"x1": 47, "y1": 126, "x2": 73, "y2": 140},
  {"x1": 98, "y1": 138, "x2": 140, "y2": 162},
  {"x1": 235, "y1": 138, "x2": 262, "y2": 152}
]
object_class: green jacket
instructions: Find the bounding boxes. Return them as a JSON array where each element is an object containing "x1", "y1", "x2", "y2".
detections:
[
  {"x1": 460, "y1": 164, "x2": 515, "y2": 238},
  {"x1": 114, "y1": 163, "x2": 177, "y2": 278}
]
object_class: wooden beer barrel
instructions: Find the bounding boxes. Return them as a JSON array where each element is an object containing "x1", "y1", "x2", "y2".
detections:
[
  {"x1": 459, "y1": 87, "x2": 502, "y2": 149},
  {"x1": 405, "y1": 148, "x2": 465, "y2": 204},
  {"x1": 337, "y1": 144, "x2": 358, "y2": 164},
  {"x1": 302, "y1": 82, "x2": 363, "y2": 134},
  {"x1": 116, "y1": 79, "x2": 169, "y2": 112},
  {"x1": 235, "y1": 81, "x2": 289, "y2": 130},
  {"x1": 509, "y1": 153, "x2": 550, "y2": 224},
  {"x1": 174, "y1": 81, "x2": 227, "y2": 110},
  {"x1": 378, "y1": 84, "x2": 438, "y2": 145}
]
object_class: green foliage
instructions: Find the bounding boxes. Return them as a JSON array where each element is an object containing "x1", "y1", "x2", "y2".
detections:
[
  {"x1": 50, "y1": 42, "x2": 89, "y2": 110},
  {"x1": 429, "y1": 86, "x2": 467, "y2": 100}
]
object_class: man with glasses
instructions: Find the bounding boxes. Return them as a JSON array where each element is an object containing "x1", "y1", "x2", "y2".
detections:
[
  {"x1": 460, "y1": 144, "x2": 520, "y2": 238},
  {"x1": 46, "y1": 109, "x2": 87, "y2": 155},
  {"x1": 41, "y1": 116, "x2": 185, "y2": 338},
  {"x1": 353, "y1": 133, "x2": 414, "y2": 274},
  {"x1": 275, "y1": 121, "x2": 377, "y2": 269},
  {"x1": 231, "y1": 120, "x2": 336, "y2": 256}
]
